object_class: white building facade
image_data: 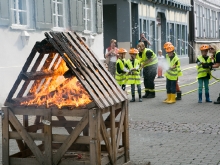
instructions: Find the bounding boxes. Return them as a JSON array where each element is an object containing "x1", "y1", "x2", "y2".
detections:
[{"x1": 0, "y1": 0, "x2": 103, "y2": 105}]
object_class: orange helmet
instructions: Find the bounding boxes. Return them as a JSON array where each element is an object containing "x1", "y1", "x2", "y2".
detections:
[
  {"x1": 200, "y1": 44, "x2": 209, "y2": 51},
  {"x1": 129, "y1": 48, "x2": 139, "y2": 54},
  {"x1": 163, "y1": 42, "x2": 172, "y2": 49},
  {"x1": 165, "y1": 45, "x2": 175, "y2": 53},
  {"x1": 118, "y1": 48, "x2": 127, "y2": 54}
]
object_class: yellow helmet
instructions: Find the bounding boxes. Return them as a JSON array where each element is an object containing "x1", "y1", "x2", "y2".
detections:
[
  {"x1": 163, "y1": 42, "x2": 172, "y2": 49},
  {"x1": 129, "y1": 48, "x2": 139, "y2": 54},
  {"x1": 165, "y1": 45, "x2": 175, "y2": 53},
  {"x1": 118, "y1": 48, "x2": 127, "y2": 54},
  {"x1": 200, "y1": 44, "x2": 209, "y2": 51}
]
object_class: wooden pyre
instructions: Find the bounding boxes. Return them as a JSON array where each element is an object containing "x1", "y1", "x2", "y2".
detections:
[{"x1": 2, "y1": 31, "x2": 130, "y2": 165}]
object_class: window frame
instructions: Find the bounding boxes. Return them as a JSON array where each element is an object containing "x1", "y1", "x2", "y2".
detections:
[
  {"x1": 52, "y1": 0, "x2": 65, "y2": 31},
  {"x1": 10, "y1": 0, "x2": 29, "y2": 30}
]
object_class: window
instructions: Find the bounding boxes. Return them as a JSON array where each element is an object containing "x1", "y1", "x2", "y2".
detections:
[
  {"x1": 149, "y1": 20, "x2": 155, "y2": 52},
  {"x1": 11, "y1": 0, "x2": 28, "y2": 27},
  {"x1": 53, "y1": 0, "x2": 64, "y2": 28},
  {"x1": 207, "y1": 9, "x2": 210, "y2": 38},
  {"x1": 84, "y1": 0, "x2": 92, "y2": 33},
  {"x1": 199, "y1": 6, "x2": 203, "y2": 37},
  {"x1": 211, "y1": 11, "x2": 216, "y2": 38}
]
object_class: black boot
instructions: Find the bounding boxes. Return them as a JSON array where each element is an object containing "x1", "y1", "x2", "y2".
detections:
[
  {"x1": 146, "y1": 91, "x2": 155, "y2": 98},
  {"x1": 142, "y1": 91, "x2": 149, "y2": 98},
  {"x1": 205, "y1": 93, "x2": 212, "y2": 103},
  {"x1": 176, "y1": 91, "x2": 182, "y2": 100},
  {"x1": 214, "y1": 93, "x2": 220, "y2": 104},
  {"x1": 139, "y1": 95, "x2": 142, "y2": 102},
  {"x1": 130, "y1": 95, "x2": 135, "y2": 102}
]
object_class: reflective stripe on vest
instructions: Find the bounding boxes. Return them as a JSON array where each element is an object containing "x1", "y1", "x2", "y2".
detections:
[
  {"x1": 115, "y1": 59, "x2": 126, "y2": 85},
  {"x1": 141, "y1": 48, "x2": 158, "y2": 67}
]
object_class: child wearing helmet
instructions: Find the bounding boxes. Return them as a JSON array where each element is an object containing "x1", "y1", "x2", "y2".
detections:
[
  {"x1": 163, "y1": 45, "x2": 182, "y2": 104},
  {"x1": 126, "y1": 48, "x2": 142, "y2": 102},
  {"x1": 196, "y1": 44, "x2": 213, "y2": 103},
  {"x1": 163, "y1": 42, "x2": 182, "y2": 101},
  {"x1": 115, "y1": 48, "x2": 129, "y2": 91}
]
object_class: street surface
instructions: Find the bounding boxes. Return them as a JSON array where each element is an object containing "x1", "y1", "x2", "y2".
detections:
[{"x1": 1, "y1": 63, "x2": 220, "y2": 165}]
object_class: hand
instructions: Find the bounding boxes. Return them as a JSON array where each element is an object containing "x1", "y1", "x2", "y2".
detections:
[{"x1": 202, "y1": 63, "x2": 209, "y2": 68}]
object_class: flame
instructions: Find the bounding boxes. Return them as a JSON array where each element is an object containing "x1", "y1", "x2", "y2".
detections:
[{"x1": 21, "y1": 60, "x2": 92, "y2": 108}]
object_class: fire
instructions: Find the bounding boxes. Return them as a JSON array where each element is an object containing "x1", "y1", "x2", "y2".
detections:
[{"x1": 21, "y1": 59, "x2": 92, "y2": 108}]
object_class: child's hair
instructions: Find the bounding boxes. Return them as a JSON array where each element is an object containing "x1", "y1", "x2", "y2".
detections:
[{"x1": 158, "y1": 50, "x2": 162, "y2": 53}]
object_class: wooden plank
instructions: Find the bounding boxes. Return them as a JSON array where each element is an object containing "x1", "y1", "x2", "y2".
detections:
[
  {"x1": 10, "y1": 144, "x2": 44, "y2": 158},
  {"x1": 17, "y1": 52, "x2": 45, "y2": 98},
  {"x1": 10, "y1": 158, "x2": 39, "y2": 165},
  {"x1": 44, "y1": 109, "x2": 52, "y2": 165},
  {"x1": 9, "y1": 123, "x2": 25, "y2": 151},
  {"x1": 72, "y1": 32, "x2": 127, "y2": 100},
  {"x1": 102, "y1": 102, "x2": 122, "y2": 114},
  {"x1": 5, "y1": 48, "x2": 37, "y2": 103},
  {"x1": 2, "y1": 107, "x2": 9, "y2": 165},
  {"x1": 63, "y1": 33, "x2": 117, "y2": 105},
  {"x1": 10, "y1": 132, "x2": 90, "y2": 143},
  {"x1": 57, "y1": 116, "x2": 73, "y2": 134},
  {"x1": 45, "y1": 32, "x2": 104, "y2": 109},
  {"x1": 110, "y1": 106, "x2": 117, "y2": 165},
  {"x1": 123, "y1": 100, "x2": 130, "y2": 162},
  {"x1": 53, "y1": 112, "x2": 89, "y2": 165},
  {"x1": 59, "y1": 159, "x2": 90, "y2": 165},
  {"x1": 100, "y1": 114, "x2": 113, "y2": 164},
  {"x1": 116, "y1": 107, "x2": 125, "y2": 151},
  {"x1": 20, "y1": 70, "x2": 56, "y2": 80},
  {"x1": 89, "y1": 109, "x2": 101, "y2": 165},
  {"x1": 8, "y1": 109, "x2": 45, "y2": 164},
  {"x1": 50, "y1": 32, "x2": 110, "y2": 108}
]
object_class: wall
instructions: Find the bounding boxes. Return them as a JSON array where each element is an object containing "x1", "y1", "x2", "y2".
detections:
[{"x1": 0, "y1": 28, "x2": 103, "y2": 106}]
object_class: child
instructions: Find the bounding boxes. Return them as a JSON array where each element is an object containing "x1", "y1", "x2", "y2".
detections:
[
  {"x1": 115, "y1": 48, "x2": 129, "y2": 91},
  {"x1": 164, "y1": 45, "x2": 182, "y2": 104},
  {"x1": 126, "y1": 48, "x2": 142, "y2": 102},
  {"x1": 157, "y1": 50, "x2": 164, "y2": 78},
  {"x1": 196, "y1": 44, "x2": 213, "y2": 103}
]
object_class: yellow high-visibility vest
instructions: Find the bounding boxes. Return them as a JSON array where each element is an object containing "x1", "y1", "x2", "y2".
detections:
[
  {"x1": 136, "y1": 48, "x2": 158, "y2": 68},
  {"x1": 115, "y1": 59, "x2": 127, "y2": 85},
  {"x1": 126, "y1": 59, "x2": 141, "y2": 85},
  {"x1": 196, "y1": 55, "x2": 212, "y2": 79}
]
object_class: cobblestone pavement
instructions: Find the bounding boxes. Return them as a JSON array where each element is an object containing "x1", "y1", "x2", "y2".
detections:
[
  {"x1": 1, "y1": 64, "x2": 220, "y2": 165},
  {"x1": 128, "y1": 64, "x2": 220, "y2": 165}
]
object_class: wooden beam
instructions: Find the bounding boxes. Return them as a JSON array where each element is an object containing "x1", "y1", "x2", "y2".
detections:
[
  {"x1": 100, "y1": 114, "x2": 113, "y2": 164},
  {"x1": 57, "y1": 116, "x2": 73, "y2": 134},
  {"x1": 53, "y1": 112, "x2": 89, "y2": 165},
  {"x1": 110, "y1": 106, "x2": 117, "y2": 164},
  {"x1": 10, "y1": 158, "x2": 39, "y2": 165},
  {"x1": 89, "y1": 109, "x2": 101, "y2": 165},
  {"x1": 2, "y1": 107, "x2": 9, "y2": 165},
  {"x1": 8, "y1": 109, "x2": 45, "y2": 164},
  {"x1": 123, "y1": 100, "x2": 130, "y2": 162},
  {"x1": 44, "y1": 109, "x2": 52, "y2": 165},
  {"x1": 20, "y1": 70, "x2": 56, "y2": 80},
  {"x1": 116, "y1": 107, "x2": 125, "y2": 151}
]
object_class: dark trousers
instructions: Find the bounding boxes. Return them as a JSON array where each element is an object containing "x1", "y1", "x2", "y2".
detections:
[
  {"x1": 143, "y1": 64, "x2": 157, "y2": 94},
  {"x1": 166, "y1": 78, "x2": 177, "y2": 94},
  {"x1": 131, "y1": 84, "x2": 141, "y2": 96}
]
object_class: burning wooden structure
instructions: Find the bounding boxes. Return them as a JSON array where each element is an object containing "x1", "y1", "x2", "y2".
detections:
[{"x1": 2, "y1": 31, "x2": 130, "y2": 165}]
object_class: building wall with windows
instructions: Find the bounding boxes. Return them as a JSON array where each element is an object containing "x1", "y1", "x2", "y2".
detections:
[
  {"x1": 188, "y1": 0, "x2": 220, "y2": 63},
  {"x1": 0, "y1": 0, "x2": 103, "y2": 105}
]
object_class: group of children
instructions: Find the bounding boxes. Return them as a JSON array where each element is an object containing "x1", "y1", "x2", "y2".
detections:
[{"x1": 115, "y1": 42, "x2": 214, "y2": 104}]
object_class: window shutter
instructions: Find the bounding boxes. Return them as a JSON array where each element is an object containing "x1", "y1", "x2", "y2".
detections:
[
  {"x1": 70, "y1": 0, "x2": 84, "y2": 32},
  {"x1": 35, "y1": 0, "x2": 53, "y2": 29},
  {"x1": 96, "y1": 0, "x2": 103, "y2": 33},
  {"x1": 0, "y1": 0, "x2": 10, "y2": 26}
]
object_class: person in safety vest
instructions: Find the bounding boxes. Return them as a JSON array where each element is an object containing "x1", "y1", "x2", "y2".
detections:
[
  {"x1": 163, "y1": 42, "x2": 182, "y2": 100},
  {"x1": 163, "y1": 45, "x2": 182, "y2": 104},
  {"x1": 196, "y1": 44, "x2": 213, "y2": 103},
  {"x1": 209, "y1": 44, "x2": 220, "y2": 104},
  {"x1": 137, "y1": 42, "x2": 158, "y2": 98},
  {"x1": 126, "y1": 48, "x2": 142, "y2": 102},
  {"x1": 115, "y1": 48, "x2": 129, "y2": 91}
]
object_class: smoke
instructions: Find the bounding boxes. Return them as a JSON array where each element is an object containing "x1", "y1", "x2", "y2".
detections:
[{"x1": 158, "y1": 59, "x2": 169, "y2": 71}]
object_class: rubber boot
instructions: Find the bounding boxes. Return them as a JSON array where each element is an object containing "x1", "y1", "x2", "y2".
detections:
[
  {"x1": 147, "y1": 91, "x2": 155, "y2": 98},
  {"x1": 167, "y1": 94, "x2": 176, "y2": 104},
  {"x1": 130, "y1": 95, "x2": 135, "y2": 102},
  {"x1": 176, "y1": 91, "x2": 182, "y2": 100},
  {"x1": 142, "y1": 91, "x2": 149, "y2": 98},
  {"x1": 163, "y1": 94, "x2": 171, "y2": 103},
  {"x1": 139, "y1": 95, "x2": 142, "y2": 102},
  {"x1": 198, "y1": 93, "x2": 202, "y2": 103},
  {"x1": 205, "y1": 93, "x2": 212, "y2": 103},
  {"x1": 214, "y1": 93, "x2": 220, "y2": 104}
]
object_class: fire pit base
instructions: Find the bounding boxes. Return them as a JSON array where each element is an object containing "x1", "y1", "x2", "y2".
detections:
[{"x1": 2, "y1": 101, "x2": 130, "y2": 165}]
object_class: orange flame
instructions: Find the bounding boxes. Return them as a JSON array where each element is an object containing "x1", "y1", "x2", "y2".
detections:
[{"x1": 21, "y1": 60, "x2": 92, "y2": 108}]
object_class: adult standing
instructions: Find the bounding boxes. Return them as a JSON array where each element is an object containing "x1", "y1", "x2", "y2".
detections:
[
  {"x1": 139, "y1": 33, "x2": 151, "y2": 48},
  {"x1": 137, "y1": 42, "x2": 158, "y2": 98},
  {"x1": 209, "y1": 44, "x2": 220, "y2": 104},
  {"x1": 105, "y1": 39, "x2": 118, "y2": 77}
]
